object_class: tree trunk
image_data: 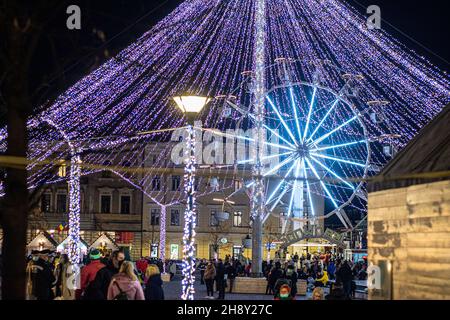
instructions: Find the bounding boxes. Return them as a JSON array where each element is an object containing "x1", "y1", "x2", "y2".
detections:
[
  {"x1": 1, "y1": 49, "x2": 30, "y2": 299},
  {"x1": 1, "y1": 107, "x2": 29, "y2": 300}
]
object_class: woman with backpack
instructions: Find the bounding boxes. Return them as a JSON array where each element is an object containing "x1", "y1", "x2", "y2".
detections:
[{"x1": 107, "y1": 261, "x2": 144, "y2": 300}]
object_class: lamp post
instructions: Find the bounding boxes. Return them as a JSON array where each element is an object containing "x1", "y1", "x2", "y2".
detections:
[{"x1": 173, "y1": 95, "x2": 210, "y2": 300}]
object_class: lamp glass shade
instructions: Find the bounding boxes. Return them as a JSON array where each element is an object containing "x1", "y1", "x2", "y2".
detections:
[{"x1": 173, "y1": 96, "x2": 210, "y2": 114}]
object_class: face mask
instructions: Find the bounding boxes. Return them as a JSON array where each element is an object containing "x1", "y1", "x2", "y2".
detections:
[
  {"x1": 32, "y1": 256, "x2": 39, "y2": 262},
  {"x1": 280, "y1": 293, "x2": 290, "y2": 299}
]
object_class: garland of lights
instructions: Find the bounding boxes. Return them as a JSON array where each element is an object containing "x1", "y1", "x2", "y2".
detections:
[
  {"x1": 0, "y1": 0, "x2": 447, "y2": 254},
  {"x1": 181, "y1": 124, "x2": 197, "y2": 300},
  {"x1": 68, "y1": 152, "x2": 81, "y2": 264}
]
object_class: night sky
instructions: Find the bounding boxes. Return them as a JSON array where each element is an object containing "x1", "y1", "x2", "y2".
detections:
[{"x1": 28, "y1": 0, "x2": 449, "y2": 107}]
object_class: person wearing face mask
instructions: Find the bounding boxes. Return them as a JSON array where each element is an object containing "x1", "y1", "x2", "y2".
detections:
[
  {"x1": 275, "y1": 284, "x2": 293, "y2": 300},
  {"x1": 85, "y1": 249, "x2": 126, "y2": 300},
  {"x1": 26, "y1": 250, "x2": 56, "y2": 300}
]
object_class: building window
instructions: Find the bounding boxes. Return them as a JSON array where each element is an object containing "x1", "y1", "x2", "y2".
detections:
[
  {"x1": 120, "y1": 195, "x2": 131, "y2": 214},
  {"x1": 210, "y1": 210, "x2": 219, "y2": 226},
  {"x1": 100, "y1": 195, "x2": 112, "y2": 213},
  {"x1": 152, "y1": 176, "x2": 161, "y2": 191},
  {"x1": 233, "y1": 246, "x2": 242, "y2": 259},
  {"x1": 56, "y1": 194, "x2": 67, "y2": 213},
  {"x1": 41, "y1": 194, "x2": 52, "y2": 213},
  {"x1": 170, "y1": 244, "x2": 179, "y2": 260},
  {"x1": 172, "y1": 175, "x2": 181, "y2": 191},
  {"x1": 234, "y1": 180, "x2": 243, "y2": 191},
  {"x1": 151, "y1": 209, "x2": 160, "y2": 226},
  {"x1": 233, "y1": 211, "x2": 243, "y2": 227},
  {"x1": 150, "y1": 244, "x2": 159, "y2": 258},
  {"x1": 171, "y1": 209, "x2": 180, "y2": 226}
]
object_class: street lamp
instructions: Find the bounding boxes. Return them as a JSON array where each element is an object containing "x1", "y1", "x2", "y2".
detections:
[{"x1": 173, "y1": 95, "x2": 210, "y2": 300}]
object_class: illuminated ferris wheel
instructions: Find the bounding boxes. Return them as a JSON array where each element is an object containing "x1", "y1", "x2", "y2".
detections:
[{"x1": 224, "y1": 58, "x2": 372, "y2": 231}]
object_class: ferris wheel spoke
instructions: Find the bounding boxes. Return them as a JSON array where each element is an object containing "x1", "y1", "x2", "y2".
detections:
[
  {"x1": 310, "y1": 140, "x2": 366, "y2": 152},
  {"x1": 305, "y1": 158, "x2": 339, "y2": 209},
  {"x1": 289, "y1": 87, "x2": 303, "y2": 141},
  {"x1": 303, "y1": 165, "x2": 316, "y2": 217},
  {"x1": 287, "y1": 159, "x2": 303, "y2": 217},
  {"x1": 310, "y1": 152, "x2": 366, "y2": 168},
  {"x1": 309, "y1": 156, "x2": 355, "y2": 190},
  {"x1": 266, "y1": 96, "x2": 297, "y2": 144},
  {"x1": 249, "y1": 114, "x2": 297, "y2": 149},
  {"x1": 265, "y1": 160, "x2": 298, "y2": 205},
  {"x1": 302, "y1": 87, "x2": 317, "y2": 142},
  {"x1": 307, "y1": 99, "x2": 339, "y2": 143},
  {"x1": 262, "y1": 154, "x2": 297, "y2": 177},
  {"x1": 310, "y1": 115, "x2": 358, "y2": 146}
]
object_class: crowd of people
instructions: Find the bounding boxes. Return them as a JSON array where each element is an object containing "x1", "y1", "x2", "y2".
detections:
[
  {"x1": 26, "y1": 249, "x2": 166, "y2": 300},
  {"x1": 25, "y1": 248, "x2": 367, "y2": 301},
  {"x1": 262, "y1": 251, "x2": 368, "y2": 300}
]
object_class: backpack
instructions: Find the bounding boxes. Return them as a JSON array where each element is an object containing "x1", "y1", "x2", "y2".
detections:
[{"x1": 112, "y1": 280, "x2": 128, "y2": 300}]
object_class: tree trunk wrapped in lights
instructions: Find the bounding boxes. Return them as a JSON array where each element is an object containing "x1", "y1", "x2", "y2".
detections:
[{"x1": 181, "y1": 124, "x2": 197, "y2": 300}]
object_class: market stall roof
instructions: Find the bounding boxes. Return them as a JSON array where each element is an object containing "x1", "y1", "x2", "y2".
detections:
[
  {"x1": 27, "y1": 231, "x2": 58, "y2": 250},
  {"x1": 57, "y1": 236, "x2": 89, "y2": 254},
  {"x1": 90, "y1": 233, "x2": 119, "y2": 251},
  {"x1": 368, "y1": 104, "x2": 450, "y2": 193}
]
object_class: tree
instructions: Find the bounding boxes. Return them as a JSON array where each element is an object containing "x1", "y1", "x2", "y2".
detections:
[
  {"x1": 208, "y1": 216, "x2": 232, "y2": 261},
  {"x1": 263, "y1": 219, "x2": 281, "y2": 263},
  {"x1": 0, "y1": 0, "x2": 167, "y2": 299}
]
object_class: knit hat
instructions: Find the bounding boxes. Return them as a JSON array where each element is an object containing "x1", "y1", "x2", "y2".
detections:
[{"x1": 89, "y1": 249, "x2": 102, "y2": 260}]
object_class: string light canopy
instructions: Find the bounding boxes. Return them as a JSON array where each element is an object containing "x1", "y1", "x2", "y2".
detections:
[{"x1": 0, "y1": 0, "x2": 447, "y2": 279}]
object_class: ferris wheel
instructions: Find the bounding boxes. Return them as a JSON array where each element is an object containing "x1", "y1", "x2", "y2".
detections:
[{"x1": 222, "y1": 58, "x2": 372, "y2": 232}]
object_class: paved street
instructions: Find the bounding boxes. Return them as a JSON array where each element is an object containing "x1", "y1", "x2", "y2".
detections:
[{"x1": 163, "y1": 273, "x2": 310, "y2": 300}]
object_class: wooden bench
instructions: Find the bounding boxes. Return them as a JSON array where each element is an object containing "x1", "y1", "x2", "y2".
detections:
[{"x1": 233, "y1": 277, "x2": 267, "y2": 294}]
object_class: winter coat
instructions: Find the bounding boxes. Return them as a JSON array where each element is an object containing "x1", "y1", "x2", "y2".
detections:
[
  {"x1": 136, "y1": 259, "x2": 149, "y2": 274},
  {"x1": 226, "y1": 264, "x2": 237, "y2": 279},
  {"x1": 144, "y1": 274, "x2": 165, "y2": 300},
  {"x1": 107, "y1": 274, "x2": 145, "y2": 300},
  {"x1": 215, "y1": 263, "x2": 226, "y2": 281},
  {"x1": 268, "y1": 267, "x2": 283, "y2": 287},
  {"x1": 77, "y1": 260, "x2": 105, "y2": 299},
  {"x1": 26, "y1": 258, "x2": 55, "y2": 300},
  {"x1": 316, "y1": 271, "x2": 329, "y2": 286},
  {"x1": 203, "y1": 265, "x2": 216, "y2": 280},
  {"x1": 87, "y1": 261, "x2": 119, "y2": 300},
  {"x1": 336, "y1": 263, "x2": 353, "y2": 283}
]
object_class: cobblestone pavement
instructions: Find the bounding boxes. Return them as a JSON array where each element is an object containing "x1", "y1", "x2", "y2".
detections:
[{"x1": 163, "y1": 273, "x2": 311, "y2": 301}]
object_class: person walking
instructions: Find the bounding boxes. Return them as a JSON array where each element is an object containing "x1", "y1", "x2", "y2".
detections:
[
  {"x1": 215, "y1": 259, "x2": 226, "y2": 300},
  {"x1": 76, "y1": 249, "x2": 105, "y2": 300},
  {"x1": 285, "y1": 265, "x2": 298, "y2": 298},
  {"x1": 198, "y1": 259, "x2": 207, "y2": 285},
  {"x1": 169, "y1": 261, "x2": 177, "y2": 281},
  {"x1": 88, "y1": 250, "x2": 125, "y2": 300},
  {"x1": 267, "y1": 261, "x2": 283, "y2": 296},
  {"x1": 336, "y1": 260, "x2": 353, "y2": 299},
  {"x1": 203, "y1": 261, "x2": 216, "y2": 299},
  {"x1": 226, "y1": 260, "x2": 237, "y2": 293},
  {"x1": 107, "y1": 261, "x2": 145, "y2": 300},
  {"x1": 144, "y1": 264, "x2": 164, "y2": 300},
  {"x1": 26, "y1": 250, "x2": 55, "y2": 300}
]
